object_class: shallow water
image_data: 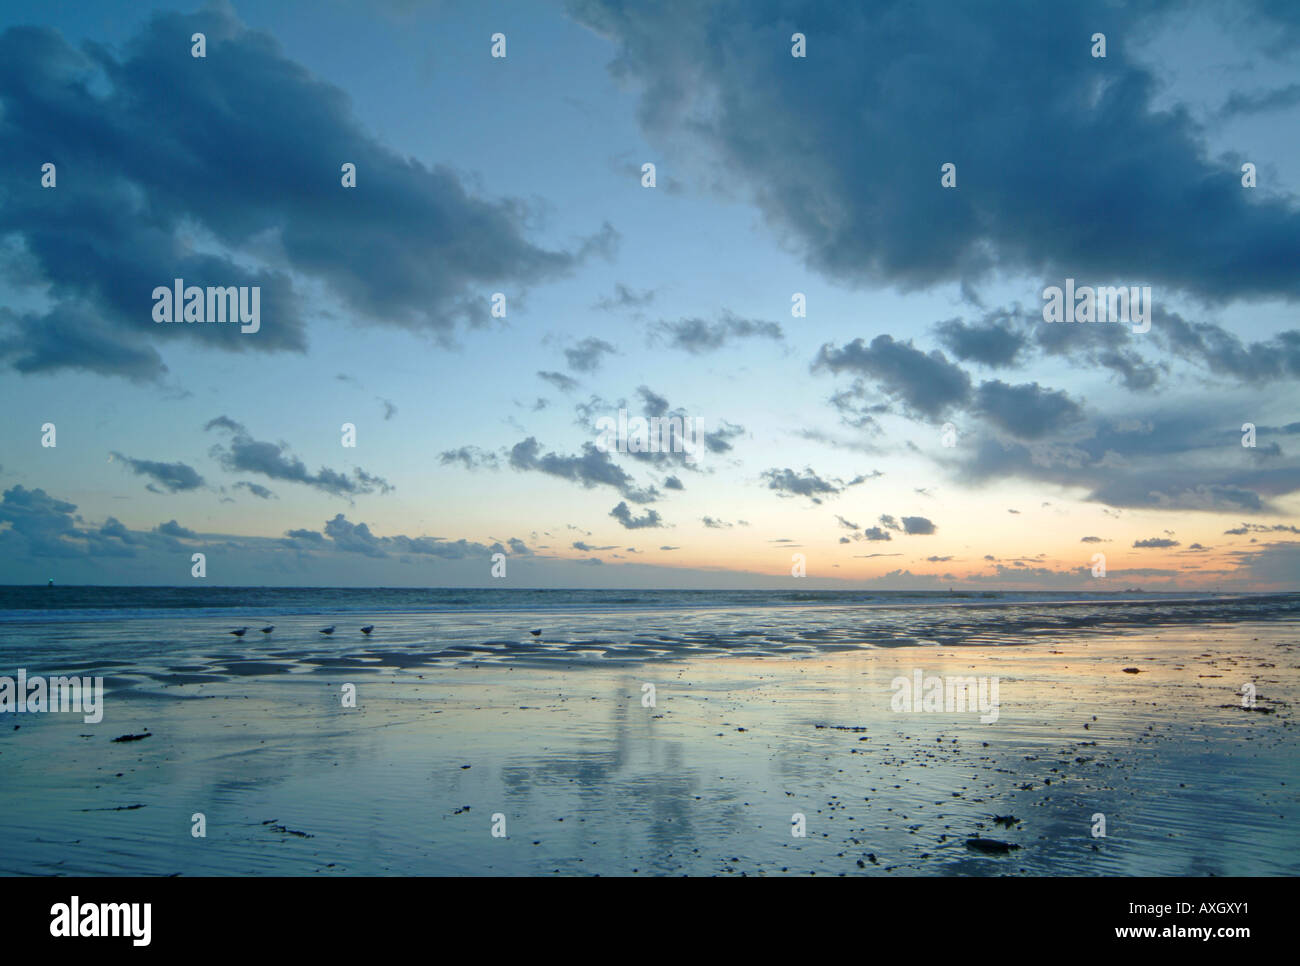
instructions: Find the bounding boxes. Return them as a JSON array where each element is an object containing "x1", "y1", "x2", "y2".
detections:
[
  {"x1": 0, "y1": 591, "x2": 1296, "y2": 875},
  {"x1": 1, "y1": 588, "x2": 1295, "y2": 683}
]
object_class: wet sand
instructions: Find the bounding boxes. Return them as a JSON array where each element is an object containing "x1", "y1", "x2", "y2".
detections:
[{"x1": 1, "y1": 621, "x2": 1296, "y2": 875}]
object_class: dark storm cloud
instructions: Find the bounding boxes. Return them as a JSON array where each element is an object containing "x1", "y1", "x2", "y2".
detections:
[
  {"x1": 0, "y1": 7, "x2": 603, "y2": 381},
  {"x1": 233, "y1": 481, "x2": 276, "y2": 500},
  {"x1": 931, "y1": 303, "x2": 1167, "y2": 392},
  {"x1": 760, "y1": 467, "x2": 872, "y2": 504},
  {"x1": 637, "y1": 386, "x2": 670, "y2": 415},
  {"x1": 951, "y1": 410, "x2": 1300, "y2": 512},
  {"x1": 2, "y1": 484, "x2": 530, "y2": 569},
  {"x1": 322, "y1": 515, "x2": 388, "y2": 557},
  {"x1": 206, "y1": 419, "x2": 393, "y2": 499},
  {"x1": 1223, "y1": 522, "x2": 1300, "y2": 535},
  {"x1": 0, "y1": 305, "x2": 167, "y2": 382},
  {"x1": 221, "y1": 438, "x2": 393, "y2": 498},
  {"x1": 1218, "y1": 83, "x2": 1300, "y2": 117},
  {"x1": 823, "y1": 383, "x2": 888, "y2": 432},
  {"x1": 0, "y1": 485, "x2": 81, "y2": 556},
  {"x1": 570, "y1": 0, "x2": 1300, "y2": 302},
  {"x1": 593, "y1": 283, "x2": 656, "y2": 311},
  {"x1": 321, "y1": 513, "x2": 526, "y2": 559},
  {"x1": 651, "y1": 311, "x2": 784, "y2": 354},
  {"x1": 901, "y1": 516, "x2": 937, "y2": 535},
  {"x1": 576, "y1": 387, "x2": 746, "y2": 469},
  {"x1": 934, "y1": 316, "x2": 1028, "y2": 368},
  {"x1": 283, "y1": 528, "x2": 326, "y2": 547},
  {"x1": 0, "y1": 485, "x2": 197, "y2": 558},
  {"x1": 439, "y1": 446, "x2": 500, "y2": 471},
  {"x1": 814, "y1": 336, "x2": 971, "y2": 421},
  {"x1": 111, "y1": 452, "x2": 205, "y2": 492},
  {"x1": 636, "y1": 384, "x2": 746, "y2": 462},
  {"x1": 952, "y1": 302, "x2": 1298, "y2": 394},
  {"x1": 1031, "y1": 308, "x2": 1164, "y2": 391},
  {"x1": 538, "y1": 370, "x2": 580, "y2": 393},
  {"x1": 1232, "y1": 541, "x2": 1300, "y2": 587},
  {"x1": 1154, "y1": 310, "x2": 1300, "y2": 382},
  {"x1": 565, "y1": 337, "x2": 618, "y2": 372},
  {"x1": 973, "y1": 381, "x2": 1084, "y2": 440},
  {"x1": 509, "y1": 437, "x2": 658, "y2": 503},
  {"x1": 154, "y1": 519, "x2": 197, "y2": 539},
  {"x1": 702, "y1": 421, "x2": 745, "y2": 455},
  {"x1": 609, "y1": 501, "x2": 664, "y2": 529},
  {"x1": 204, "y1": 415, "x2": 247, "y2": 434},
  {"x1": 838, "y1": 510, "x2": 921, "y2": 543}
]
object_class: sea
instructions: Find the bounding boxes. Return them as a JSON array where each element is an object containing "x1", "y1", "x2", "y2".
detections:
[{"x1": 1, "y1": 587, "x2": 1298, "y2": 680}]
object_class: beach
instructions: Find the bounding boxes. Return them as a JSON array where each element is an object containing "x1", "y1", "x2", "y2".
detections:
[{"x1": 1, "y1": 590, "x2": 1297, "y2": 876}]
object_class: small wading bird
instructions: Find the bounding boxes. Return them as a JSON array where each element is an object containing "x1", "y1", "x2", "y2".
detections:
[
  {"x1": 320, "y1": 626, "x2": 335, "y2": 635},
  {"x1": 361, "y1": 625, "x2": 374, "y2": 635},
  {"x1": 260, "y1": 625, "x2": 274, "y2": 634},
  {"x1": 230, "y1": 627, "x2": 249, "y2": 637}
]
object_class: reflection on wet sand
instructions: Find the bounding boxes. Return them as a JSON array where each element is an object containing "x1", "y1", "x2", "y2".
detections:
[{"x1": 0, "y1": 622, "x2": 1295, "y2": 875}]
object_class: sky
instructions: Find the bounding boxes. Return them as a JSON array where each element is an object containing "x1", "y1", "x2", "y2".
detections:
[{"x1": 0, "y1": 0, "x2": 1297, "y2": 589}]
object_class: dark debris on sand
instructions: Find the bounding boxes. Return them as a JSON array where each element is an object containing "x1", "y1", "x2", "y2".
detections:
[
  {"x1": 965, "y1": 838, "x2": 1021, "y2": 854},
  {"x1": 262, "y1": 820, "x2": 313, "y2": 838},
  {"x1": 111, "y1": 732, "x2": 152, "y2": 742}
]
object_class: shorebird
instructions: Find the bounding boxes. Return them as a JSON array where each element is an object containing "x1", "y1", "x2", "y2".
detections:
[
  {"x1": 260, "y1": 625, "x2": 275, "y2": 634},
  {"x1": 360, "y1": 625, "x2": 374, "y2": 635},
  {"x1": 529, "y1": 629, "x2": 542, "y2": 637},
  {"x1": 230, "y1": 627, "x2": 249, "y2": 637},
  {"x1": 320, "y1": 626, "x2": 335, "y2": 635}
]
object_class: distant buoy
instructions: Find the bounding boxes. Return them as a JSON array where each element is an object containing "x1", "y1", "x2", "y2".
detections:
[{"x1": 48, "y1": 578, "x2": 54, "y2": 587}]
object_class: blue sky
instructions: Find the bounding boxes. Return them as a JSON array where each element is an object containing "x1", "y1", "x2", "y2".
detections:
[{"x1": 0, "y1": 0, "x2": 1297, "y2": 588}]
